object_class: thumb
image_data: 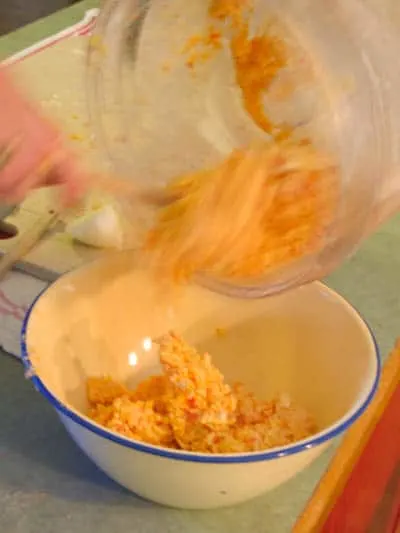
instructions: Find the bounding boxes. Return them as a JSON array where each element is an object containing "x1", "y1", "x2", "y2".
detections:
[{"x1": 45, "y1": 152, "x2": 90, "y2": 208}]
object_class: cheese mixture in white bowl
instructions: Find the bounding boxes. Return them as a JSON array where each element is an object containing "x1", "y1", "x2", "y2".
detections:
[{"x1": 21, "y1": 251, "x2": 379, "y2": 509}]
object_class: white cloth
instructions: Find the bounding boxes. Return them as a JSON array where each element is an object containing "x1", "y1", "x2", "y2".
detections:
[{"x1": 0, "y1": 271, "x2": 48, "y2": 358}]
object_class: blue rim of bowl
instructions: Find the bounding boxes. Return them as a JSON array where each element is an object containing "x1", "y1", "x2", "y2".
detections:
[{"x1": 20, "y1": 283, "x2": 381, "y2": 464}]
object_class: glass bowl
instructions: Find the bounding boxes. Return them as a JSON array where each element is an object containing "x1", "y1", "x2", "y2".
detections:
[{"x1": 87, "y1": 0, "x2": 400, "y2": 297}]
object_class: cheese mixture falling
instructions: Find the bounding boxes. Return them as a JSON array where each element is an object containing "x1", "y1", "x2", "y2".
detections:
[
  {"x1": 87, "y1": 332, "x2": 317, "y2": 453},
  {"x1": 145, "y1": 141, "x2": 338, "y2": 281}
]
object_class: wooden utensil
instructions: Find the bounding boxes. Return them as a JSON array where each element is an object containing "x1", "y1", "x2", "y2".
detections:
[{"x1": 293, "y1": 343, "x2": 400, "y2": 533}]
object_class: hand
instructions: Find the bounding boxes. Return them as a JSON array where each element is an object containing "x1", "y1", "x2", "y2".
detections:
[{"x1": 0, "y1": 68, "x2": 86, "y2": 204}]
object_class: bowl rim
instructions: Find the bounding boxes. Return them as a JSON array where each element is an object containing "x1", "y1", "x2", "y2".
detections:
[{"x1": 20, "y1": 279, "x2": 381, "y2": 464}]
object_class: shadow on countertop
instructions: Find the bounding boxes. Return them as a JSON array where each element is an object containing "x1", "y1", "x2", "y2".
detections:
[{"x1": 0, "y1": 351, "x2": 152, "y2": 507}]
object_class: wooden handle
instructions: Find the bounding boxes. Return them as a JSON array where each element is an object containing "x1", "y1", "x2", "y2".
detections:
[
  {"x1": 293, "y1": 343, "x2": 400, "y2": 533},
  {"x1": 0, "y1": 211, "x2": 58, "y2": 282}
]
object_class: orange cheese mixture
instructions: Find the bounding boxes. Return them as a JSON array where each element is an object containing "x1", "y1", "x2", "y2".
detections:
[{"x1": 88, "y1": 332, "x2": 317, "y2": 453}]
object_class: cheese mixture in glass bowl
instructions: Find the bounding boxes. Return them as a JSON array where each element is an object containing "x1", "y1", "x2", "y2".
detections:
[{"x1": 87, "y1": 0, "x2": 400, "y2": 297}]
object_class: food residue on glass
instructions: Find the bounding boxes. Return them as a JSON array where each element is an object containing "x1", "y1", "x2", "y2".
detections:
[
  {"x1": 182, "y1": 0, "x2": 290, "y2": 138},
  {"x1": 182, "y1": 26, "x2": 223, "y2": 70}
]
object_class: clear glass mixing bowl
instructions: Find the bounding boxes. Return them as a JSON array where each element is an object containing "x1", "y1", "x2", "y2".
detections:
[{"x1": 87, "y1": 0, "x2": 400, "y2": 297}]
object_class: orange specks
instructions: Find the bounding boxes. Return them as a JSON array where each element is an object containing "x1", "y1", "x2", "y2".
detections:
[
  {"x1": 216, "y1": 327, "x2": 227, "y2": 337},
  {"x1": 69, "y1": 133, "x2": 84, "y2": 142},
  {"x1": 182, "y1": 25, "x2": 223, "y2": 70},
  {"x1": 181, "y1": 1, "x2": 289, "y2": 138}
]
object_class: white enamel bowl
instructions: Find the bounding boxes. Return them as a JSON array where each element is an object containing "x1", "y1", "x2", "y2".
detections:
[{"x1": 21, "y1": 252, "x2": 380, "y2": 509}]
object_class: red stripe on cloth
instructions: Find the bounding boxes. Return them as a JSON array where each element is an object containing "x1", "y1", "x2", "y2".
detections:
[
  {"x1": 5, "y1": 13, "x2": 97, "y2": 66},
  {"x1": 322, "y1": 384, "x2": 400, "y2": 533}
]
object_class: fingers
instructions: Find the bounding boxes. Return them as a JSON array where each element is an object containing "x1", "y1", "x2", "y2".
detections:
[
  {"x1": 0, "y1": 139, "x2": 88, "y2": 206},
  {"x1": 0, "y1": 150, "x2": 44, "y2": 201},
  {"x1": 1, "y1": 166, "x2": 48, "y2": 204},
  {"x1": 43, "y1": 153, "x2": 89, "y2": 207},
  {"x1": 0, "y1": 132, "x2": 58, "y2": 200},
  {"x1": 0, "y1": 71, "x2": 86, "y2": 205}
]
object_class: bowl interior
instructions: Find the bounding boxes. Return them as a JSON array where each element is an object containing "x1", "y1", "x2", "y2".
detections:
[{"x1": 25, "y1": 251, "x2": 378, "y2": 434}]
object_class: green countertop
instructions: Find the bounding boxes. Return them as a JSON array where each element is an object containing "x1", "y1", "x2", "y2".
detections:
[
  {"x1": 0, "y1": 1, "x2": 98, "y2": 60},
  {"x1": 1, "y1": 3, "x2": 399, "y2": 532}
]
